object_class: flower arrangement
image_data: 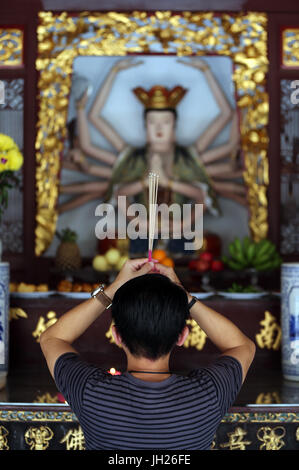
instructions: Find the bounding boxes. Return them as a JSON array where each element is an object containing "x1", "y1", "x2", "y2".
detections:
[{"x1": 0, "y1": 133, "x2": 23, "y2": 222}]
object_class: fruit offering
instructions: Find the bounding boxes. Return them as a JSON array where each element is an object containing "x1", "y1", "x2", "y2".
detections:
[
  {"x1": 188, "y1": 252, "x2": 224, "y2": 272},
  {"x1": 10, "y1": 282, "x2": 49, "y2": 292},
  {"x1": 57, "y1": 280, "x2": 101, "y2": 292},
  {"x1": 222, "y1": 237, "x2": 282, "y2": 272},
  {"x1": 151, "y1": 249, "x2": 175, "y2": 267},
  {"x1": 55, "y1": 228, "x2": 81, "y2": 271},
  {"x1": 92, "y1": 248, "x2": 128, "y2": 272},
  {"x1": 226, "y1": 283, "x2": 260, "y2": 293}
]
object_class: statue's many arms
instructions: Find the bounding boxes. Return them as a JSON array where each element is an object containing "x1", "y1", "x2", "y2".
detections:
[{"x1": 59, "y1": 57, "x2": 246, "y2": 229}]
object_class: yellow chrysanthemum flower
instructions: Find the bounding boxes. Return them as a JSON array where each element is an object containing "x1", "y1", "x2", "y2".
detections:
[
  {"x1": 6, "y1": 149, "x2": 23, "y2": 171},
  {"x1": 0, "y1": 133, "x2": 23, "y2": 173},
  {"x1": 0, "y1": 133, "x2": 16, "y2": 152}
]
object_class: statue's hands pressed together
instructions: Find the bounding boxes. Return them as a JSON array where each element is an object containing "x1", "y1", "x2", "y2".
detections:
[{"x1": 149, "y1": 153, "x2": 169, "y2": 188}]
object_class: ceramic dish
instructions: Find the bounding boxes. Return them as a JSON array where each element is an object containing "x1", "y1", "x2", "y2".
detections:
[
  {"x1": 10, "y1": 291, "x2": 56, "y2": 298},
  {"x1": 190, "y1": 291, "x2": 215, "y2": 299},
  {"x1": 217, "y1": 291, "x2": 267, "y2": 299}
]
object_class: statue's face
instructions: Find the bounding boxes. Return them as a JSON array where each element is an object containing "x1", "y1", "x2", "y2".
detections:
[{"x1": 145, "y1": 110, "x2": 176, "y2": 152}]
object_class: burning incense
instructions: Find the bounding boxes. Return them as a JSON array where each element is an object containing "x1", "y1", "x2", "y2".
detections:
[{"x1": 148, "y1": 172, "x2": 159, "y2": 261}]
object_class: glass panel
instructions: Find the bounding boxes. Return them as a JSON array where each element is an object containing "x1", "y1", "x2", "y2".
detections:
[
  {"x1": 282, "y1": 28, "x2": 299, "y2": 68},
  {"x1": 280, "y1": 79, "x2": 299, "y2": 255},
  {"x1": 0, "y1": 78, "x2": 24, "y2": 253},
  {"x1": 0, "y1": 29, "x2": 23, "y2": 66}
]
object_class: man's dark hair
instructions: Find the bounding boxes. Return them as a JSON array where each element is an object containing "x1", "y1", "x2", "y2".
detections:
[{"x1": 111, "y1": 273, "x2": 189, "y2": 360}]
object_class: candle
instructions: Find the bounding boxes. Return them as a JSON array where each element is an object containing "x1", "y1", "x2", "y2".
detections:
[{"x1": 108, "y1": 367, "x2": 121, "y2": 375}]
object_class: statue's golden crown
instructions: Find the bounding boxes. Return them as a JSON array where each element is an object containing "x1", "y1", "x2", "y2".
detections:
[{"x1": 133, "y1": 85, "x2": 187, "y2": 109}]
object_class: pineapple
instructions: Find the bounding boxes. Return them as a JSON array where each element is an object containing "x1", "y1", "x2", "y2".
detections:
[{"x1": 55, "y1": 228, "x2": 81, "y2": 271}]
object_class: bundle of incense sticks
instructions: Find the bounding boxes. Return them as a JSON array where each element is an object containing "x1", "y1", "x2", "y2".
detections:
[{"x1": 148, "y1": 172, "x2": 159, "y2": 262}]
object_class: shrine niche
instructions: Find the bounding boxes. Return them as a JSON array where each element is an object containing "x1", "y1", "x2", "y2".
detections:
[
  {"x1": 2, "y1": 0, "x2": 299, "y2": 452},
  {"x1": 57, "y1": 54, "x2": 243, "y2": 256},
  {"x1": 35, "y1": 11, "x2": 269, "y2": 258}
]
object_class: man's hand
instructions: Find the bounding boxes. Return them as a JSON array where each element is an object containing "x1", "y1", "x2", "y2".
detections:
[{"x1": 105, "y1": 258, "x2": 155, "y2": 298}]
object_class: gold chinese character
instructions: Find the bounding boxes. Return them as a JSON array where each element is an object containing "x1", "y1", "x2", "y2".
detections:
[
  {"x1": 255, "y1": 391, "x2": 281, "y2": 404},
  {"x1": 0, "y1": 425, "x2": 9, "y2": 450},
  {"x1": 210, "y1": 437, "x2": 217, "y2": 450},
  {"x1": 9, "y1": 307, "x2": 28, "y2": 321},
  {"x1": 60, "y1": 427, "x2": 85, "y2": 450},
  {"x1": 220, "y1": 427, "x2": 252, "y2": 450},
  {"x1": 32, "y1": 311, "x2": 57, "y2": 342},
  {"x1": 255, "y1": 311, "x2": 281, "y2": 350},
  {"x1": 183, "y1": 319, "x2": 207, "y2": 351},
  {"x1": 106, "y1": 321, "x2": 122, "y2": 348},
  {"x1": 296, "y1": 427, "x2": 299, "y2": 441},
  {"x1": 257, "y1": 426, "x2": 286, "y2": 450},
  {"x1": 25, "y1": 426, "x2": 54, "y2": 450}
]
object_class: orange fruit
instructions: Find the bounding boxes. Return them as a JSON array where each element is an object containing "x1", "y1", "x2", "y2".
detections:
[
  {"x1": 152, "y1": 249, "x2": 167, "y2": 263},
  {"x1": 161, "y1": 257, "x2": 175, "y2": 267}
]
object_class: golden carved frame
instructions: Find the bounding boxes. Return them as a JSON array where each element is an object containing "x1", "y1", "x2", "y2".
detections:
[{"x1": 35, "y1": 11, "x2": 269, "y2": 255}]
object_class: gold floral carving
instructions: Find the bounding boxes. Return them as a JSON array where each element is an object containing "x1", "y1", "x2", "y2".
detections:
[
  {"x1": 255, "y1": 310, "x2": 281, "y2": 351},
  {"x1": 0, "y1": 425, "x2": 9, "y2": 450},
  {"x1": 0, "y1": 29, "x2": 23, "y2": 66},
  {"x1": 34, "y1": 393, "x2": 59, "y2": 404},
  {"x1": 35, "y1": 11, "x2": 269, "y2": 254},
  {"x1": 282, "y1": 29, "x2": 299, "y2": 68},
  {"x1": 255, "y1": 391, "x2": 281, "y2": 405}
]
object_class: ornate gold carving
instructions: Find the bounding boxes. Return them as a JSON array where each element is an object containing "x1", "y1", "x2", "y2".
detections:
[
  {"x1": 255, "y1": 310, "x2": 281, "y2": 350},
  {"x1": 222, "y1": 412, "x2": 299, "y2": 424},
  {"x1": 0, "y1": 410, "x2": 76, "y2": 422},
  {"x1": 282, "y1": 29, "x2": 299, "y2": 68},
  {"x1": 9, "y1": 307, "x2": 28, "y2": 321},
  {"x1": 24, "y1": 425, "x2": 54, "y2": 450},
  {"x1": 257, "y1": 426, "x2": 286, "y2": 450},
  {"x1": 35, "y1": 11, "x2": 269, "y2": 254},
  {"x1": 255, "y1": 392, "x2": 281, "y2": 405},
  {"x1": 106, "y1": 321, "x2": 119, "y2": 347},
  {"x1": 32, "y1": 311, "x2": 58, "y2": 342},
  {"x1": 183, "y1": 319, "x2": 207, "y2": 351},
  {"x1": 34, "y1": 393, "x2": 59, "y2": 404},
  {"x1": 60, "y1": 427, "x2": 86, "y2": 450},
  {"x1": 0, "y1": 29, "x2": 23, "y2": 66},
  {"x1": 0, "y1": 425, "x2": 9, "y2": 450},
  {"x1": 220, "y1": 427, "x2": 252, "y2": 450}
]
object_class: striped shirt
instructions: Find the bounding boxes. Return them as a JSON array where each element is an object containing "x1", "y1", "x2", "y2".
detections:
[{"x1": 54, "y1": 353, "x2": 242, "y2": 450}]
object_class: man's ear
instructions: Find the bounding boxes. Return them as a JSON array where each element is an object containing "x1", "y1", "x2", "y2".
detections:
[
  {"x1": 111, "y1": 325, "x2": 123, "y2": 347},
  {"x1": 176, "y1": 325, "x2": 189, "y2": 347}
]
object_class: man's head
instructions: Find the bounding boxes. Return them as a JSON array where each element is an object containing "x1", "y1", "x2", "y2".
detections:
[
  {"x1": 111, "y1": 273, "x2": 189, "y2": 361},
  {"x1": 144, "y1": 109, "x2": 177, "y2": 152}
]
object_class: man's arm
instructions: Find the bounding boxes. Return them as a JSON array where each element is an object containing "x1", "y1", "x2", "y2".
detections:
[
  {"x1": 187, "y1": 300, "x2": 256, "y2": 384},
  {"x1": 155, "y1": 264, "x2": 255, "y2": 384},
  {"x1": 40, "y1": 259, "x2": 154, "y2": 379}
]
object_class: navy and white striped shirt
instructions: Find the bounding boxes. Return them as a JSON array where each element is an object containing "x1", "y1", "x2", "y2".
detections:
[{"x1": 54, "y1": 353, "x2": 242, "y2": 450}]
